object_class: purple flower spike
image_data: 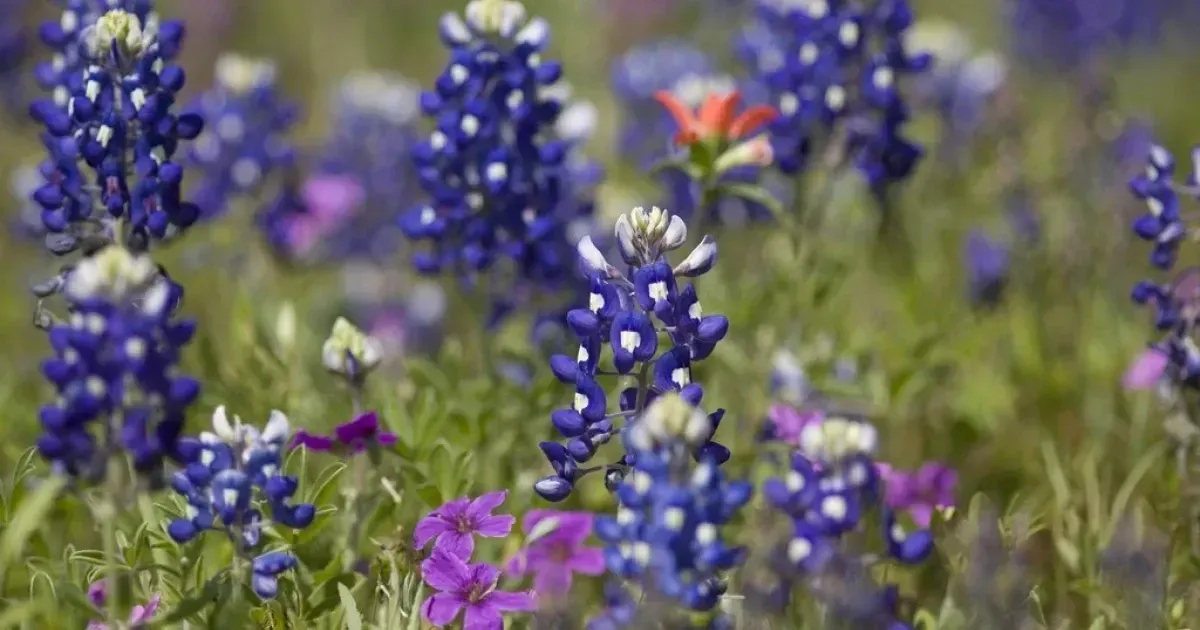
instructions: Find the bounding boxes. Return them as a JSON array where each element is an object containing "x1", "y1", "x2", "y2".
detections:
[
  {"x1": 289, "y1": 411, "x2": 397, "y2": 455},
  {"x1": 877, "y1": 461, "x2": 958, "y2": 528},
  {"x1": 765, "y1": 403, "x2": 823, "y2": 446},
  {"x1": 420, "y1": 548, "x2": 536, "y2": 628},
  {"x1": 505, "y1": 510, "x2": 605, "y2": 598},
  {"x1": 414, "y1": 491, "x2": 517, "y2": 560}
]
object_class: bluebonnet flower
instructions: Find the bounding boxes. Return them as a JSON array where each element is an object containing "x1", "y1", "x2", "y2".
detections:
[
  {"x1": 29, "y1": 2, "x2": 204, "y2": 257},
  {"x1": 590, "y1": 393, "x2": 753, "y2": 627},
  {"x1": 36, "y1": 246, "x2": 199, "y2": 481},
  {"x1": 0, "y1": 0, "x2": 28, "y2": 111},
  {"x1": 738, "y1": 0, "x2": 933, "y2": 194},
  {"x1": 762, "y1": 413, "x2": 933, "y2": 626},
  {"x1": 400, "y1": 0, "x2": 601, "y2": 318},
  {"x1": 166, "y1": 407, "x2": 315, "y2": 599},
  {"x1": 535, "y1": 207, "x2": 729, "y2": 503},
  {"x1": 186, "y1": 54, "x2": 298, "y2": 218},
  {"x1": 964, "y1": 229, "x2": 1010, "y2": 307},
  {"x1": 1129, "y1": 144, "x2": 1188, "y2": 271}
]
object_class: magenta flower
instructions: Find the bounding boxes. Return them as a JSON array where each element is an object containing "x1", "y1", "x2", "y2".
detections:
[
  {"x1": 877, "y1": 462, "x2": 958, "y2": 528},
  {"x1": 414, "y1": 491, "x2": 516, "y2": 560},
  {"x1": 290, "y1": 411, "x2": 397, "y2": 454},
  {"x1": 86, "y1": 581, "x2": 160, "y2": 629},
  {"x1": 302, "y1": 175, "x2": 365, "y2": 224},
  {"x1": 766, "y1": 403, "x2": 823, "y2": 446},
  {"x1": 504, "y1": 510, "x2": 605, "y2": 597},
  {"x1": 420, "y1": 547, "x2": 535, "y2": 628},
  {"x1": 1123, "y1": 347, "x2": 1169, "y2": 390}
]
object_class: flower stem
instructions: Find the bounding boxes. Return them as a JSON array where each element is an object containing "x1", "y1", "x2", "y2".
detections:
[{"x1": 100, "y1": 452, "x2": 124, "y2": 627}]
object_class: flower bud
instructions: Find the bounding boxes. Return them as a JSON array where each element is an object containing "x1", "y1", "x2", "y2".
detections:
[
  {"x1": 465, "y1": 0, "x2": 527, "y2": 37},
  {"x1": 713, "y1": 135, "x2": 774, "y2": 173},
  {"x1": 322, "y1": 317, "x2": 384, "y2": 380},
  {"x1": 89, "y1": 10, "x2": 148, "y2": 60},
  {"x1": 673, "y1": 236, "x2": 718, "y2": 277},
  {"x1": 65, "y1": 246, "x2": 158, "y2": 302},
  {"x1": 634, "y1": 392, "x2": 714, "y2": 450}
]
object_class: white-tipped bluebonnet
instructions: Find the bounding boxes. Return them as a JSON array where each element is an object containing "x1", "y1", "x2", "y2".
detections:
[
  {"x1": 760, "y1": 412, "x2": 931, "y2": 626},
  {"x1": 536, "y1": 208, "x2": 729, "y2": 502},
  {"x1": 167, "y1": 407, "x2": 314, "y2": 598},
  {"x1": 590, "y1": 393, "x2": 752, "y2": 626},
  {"x1": 28, "y1": 1, "x2": 204, "y2": 256},
  {"x1": 1129, "y1": 144, "x2": 1188, "y2": 271},
  {"x1": 186, "y1": 54, "x2": 298, "y2": 219},
  {"x1": 36, "y1": 246, "x2": 199, "y2": 481},
  {"x1": 401, "y1": 0, "x2": 601, "y2": 318},
  {"x1": 738, "y1": 0, "x2": 932, "y2": 192}
]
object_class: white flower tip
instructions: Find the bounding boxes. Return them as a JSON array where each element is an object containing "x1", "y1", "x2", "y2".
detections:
[
  {"x1": 262, "y1": 410, "x2": 290, "y2": 443},
  {"x1": 576, "y1": 235, "x2": 614, "y2": 276},
  {"x1": 661, "y1": 215, "x2": 688, "y2": 251},
  {"x1": 674, "y1": 236, "x2": 718, "y2": 277},
  {"x1": 212, "y1": 405, "x2": 235, "y2": 441}
]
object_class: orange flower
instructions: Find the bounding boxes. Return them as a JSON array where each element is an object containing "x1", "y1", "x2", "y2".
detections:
[{"x1": 653, "y1": 90, "x2": 779, "y2": 146}]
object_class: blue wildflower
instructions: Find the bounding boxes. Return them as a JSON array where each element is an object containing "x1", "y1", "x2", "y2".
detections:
[
  {"x1": 187, "y1": 54, "x2": 298, "y2": 219},
  {"x1": 536, "y1": 207, "x2": 729, "y2": 502},
  {"x1": 401, "y1": 0, "x2": 601, "y2": 321},
  {"x1": 0, "y1": 0, "x2": 28, "y2": 111},
  {"x1": 964, "y1": 229, "x2": 1009, "y2": 307},
  {"x1": 166, "y1": 406, "x2": 314, "y2": 599},
  {"x1": 29, "y1": 1, "x2": 204, "y2": 256},
  {"x1": 36, "y1": 246, "x2": 199, "y2": 481},
  {"x1": 738, "y1": 0, "x2": 932, "y2": 193}
]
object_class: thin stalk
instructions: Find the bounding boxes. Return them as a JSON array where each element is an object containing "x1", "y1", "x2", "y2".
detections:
[{"x1": 99, "y1": 442, "x2": 125, "y2": 628}]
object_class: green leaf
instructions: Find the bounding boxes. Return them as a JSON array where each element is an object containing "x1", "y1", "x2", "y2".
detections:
[
  {"x1": 415, "y1": 484, "x2": 443, "y2": 509},
  {"x1": 53, "y1": 580, "x2": 101, "y2": 617},
  {"x1": 154, "y1": 575, "x2": 224, "y2": 625},
  {"x1": 308, "y1": 462, "x2": 347, "y2": 507},
  {"x1": 0, "y1": 599, "x2": 40, "y2": 627},
  {"x1": 338, "y1": 583, "x2": 363, "y2": 630},
  {"x1": 716, "y1": 182, "x2": 785, "y2": 221},
  {"x1": 0, "y1": 476, "x2": 64, "y2": 584}
]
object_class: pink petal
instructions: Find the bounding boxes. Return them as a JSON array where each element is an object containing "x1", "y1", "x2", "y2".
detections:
[
  {"x1": 421, "y1": 548, "x2": 472, "y2": 592},
  {"x1": 129, "y1": 594, "x2": 160, "y2": 624},
  {"x1": 1123, "y1": 349, "x2": 1169, "y2": 390},
  {"x1": 533, "y1": 564, "x2": 574, "y2": 596},
  {"x1": 565, "y1": 546, "x2": 606, "y2": 575},
  {"x1": 909, "y1": 504, "x2": 935, "y2": 529},
  {"x1": 433, "y1": 497, "x2": 471, "y2": 520},
  {"x1": 435, "y1": 531, "x2": 475, "y2": 560},
  {"x1": 465, "y1": 491, "x2": 509, "y2": 521},
  {"x1": 413, "y1": 516, "x2": 454, "y2": 550},
  {"x1": 421, "y1": 592, "x2": 467, "y2": 626},
  {"x1": 486, "y1": 590, "x2": 537, "y2": 612},
  {"x1": 523, "y1": 510, "x2": 594, "y2": 546},
  {"x1": 469, "y1": 563, "x2": 501, "y2": 590},
  {"x1": 504, "y1": 550, "x2": 530, "y2": 577},
  {"x1": 86, "y1": 622, "x2": 109, "y2": 630},
  {"x1": 476, "y1": 514, "x2": 516, "y2": 538},
  {"x1": 290, "y1": 430, "x2": 335, "y2": 452},
  {"x1": 302, "y1": 175, "x2": 365, "y2": 224},
  {"x1": 463, "y1": 602, "x2": 504, "y2": 630}
]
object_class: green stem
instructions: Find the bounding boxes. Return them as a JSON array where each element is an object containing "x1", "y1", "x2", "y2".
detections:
[
  {"x1": 99, "y1": 452, "x2": 125, "y2": 628},
  {"x1": 691, "y1": 174, "x2": 718, "y2": 242}
]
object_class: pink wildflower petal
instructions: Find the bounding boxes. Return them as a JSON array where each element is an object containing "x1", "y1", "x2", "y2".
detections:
[
  {"x1": 523, "y1": 510, "x2": 594, "y2": 545},
  {"x1": 435, "y1": 531, "x2": 475, "y2": 560},
  {"x1": 413, "y1": 516, "x2": 454, "y2": 550},
  {"x1": 465, "y1": 491, "x2": 509, "y2": 521},
  {"x1": 433, "y1": 497, "x2": 471, "y2": 520},
  {"x1": 290, "y1": 430, "x2": 335, "y2": 452},
  {"x1": 421, "y1": 548, "x2": 471, "y2": 592},
  {"x1": 487, "y1": 590, "x2": 537, "y2": 612},
  {"x1": 421, "y1": 592, "x2": 467, "y2": 626},
  {"x1": 909, "y1": 504, "x2": 935, "y2": 529},
  {"x1": 504, "y1": 550, "x2": 530, "y2": 577},
  {"x1": 302, "y1": 175, "x2": 365, "y2": 224},
  {"x1": 335, "y1": 411, "x2": 380, "y2": 444},
  {"x1": 533, "y1": 564, "x2": 574, "y2": 597},
  {"x1": 470, "y1": 563, "x2": 501, "y2": 590},
  {"x1": 463, "y1": 602, "x2": 503, "y2": 630},
  {"x1": 86, "y1": 622, "x2": 109, "y2": 630},
  {"x1": 1123, "y1": 349, "x2": 1169, "y2": 390},
  {"x1": 129, "y1": 594, "x2": 160, "y2": 624},
  {"x1": 377, "y1": 432, "x2": 398, "y2": 446},
  {"x1": 476, "y1": 514, "x2": 516, "y2": 538},
  {"x1": 566, "y1": 546, "x2": 606, "y2": 575}
]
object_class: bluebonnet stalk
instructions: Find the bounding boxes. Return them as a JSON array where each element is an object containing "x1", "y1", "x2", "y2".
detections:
[
  {"x1": 762, "y1": 413, "x2": 933, "y2": 626},
  {"x1": 0, "y1": 0, "x2": 27, "y2": 111},
  {"x1": 166, "y1": 407, "x2": 315, "y2": 599},
  {"x1": 29, "y1": 3, "x2": 204, "y2": 258},
  {"x1": 37, "y1": 246, "x2": 199, "y2": 481},
  {"x1": 535, "y1": 206, "x2": 728, "y2": 503},
  {"x1": 590, "y1": 393, "x2": 753, "y2": 628},
  {"x1": 187, "y1": 54, "x2": 298, "y2": 218},
  {"x1": 400, "y1": 0, "x2": 601, "y2": 317},
  {"x1": 737, "y1": 0, "x2": 932, "y2": 195}
]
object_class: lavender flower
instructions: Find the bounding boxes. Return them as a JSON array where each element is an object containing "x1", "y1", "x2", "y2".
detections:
[
  {"x1": 420, "y1": 547, "x2": 536, "y2": 628},
  {"x1": 738, "y1": 0, "x2": 933, "y2": 193},
  {"x1": 165, "y1": 407, "x2": 314, "y2": 599},
  {"x1": 592, "y1": 393, "x2": 753, "y2": 625},
  {"x1": 535, "y1": 207, "x2": 729, "y2": 502},
  {"x1": 414, "y1": 491, "x2": 517, "y2": 560},
  {"x1": 290, "y1": 411, "x2": 397, "y2": 454},
  {"x1": 186, "y1": 54, "x2": 298, "y2": 218},
  {"x1": 505, "y1": 510, "x2": 605, "y2": 597},
  {"x1": 401, "y1": 0, "x2": 601, "y2": 321},
  {"x1": 86, "y1": 580, "x2": 159, "y2": 629},
  {"x1": 876, "y1": 461, "x2": 958, "y2": 528},
  {"x1": 29, "y1": 2, "x2": 204, "y2": 256},
  {"x1": 37, "y1": 246, "x2": 198, "y2": 481},
  {"x1": 762, "y1": 403, "x2": 824, "y2": 447}
]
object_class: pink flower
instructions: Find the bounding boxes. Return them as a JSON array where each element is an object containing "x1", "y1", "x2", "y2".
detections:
[
  {"x1": 290, "y1": 411, "x2": 398, "y2": 455},
  {"x1": 86, "y1": 581, "x2": 160, "y2": 629},
  {"x1": 505, "y1": 510, "x2": 605, "y2": 598},
  {"x1": 1123, "y1": 348, "x2": 1169, "y2": 390},
  {"x1": 420, "y1": 548, "x2": 535, "y2": 628},
  {"x1": 414, "y1": 491, "x2": 516, "y2": 560},
  {"x1": 877, "y1": 462, "x2": 958, "y2": 528},
  {"x1": 766, "y1": 403, "x2": 823, "y2": 446},
  {"x1": 301, "y1": 175, "x2": 365, "y2": 225}
]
